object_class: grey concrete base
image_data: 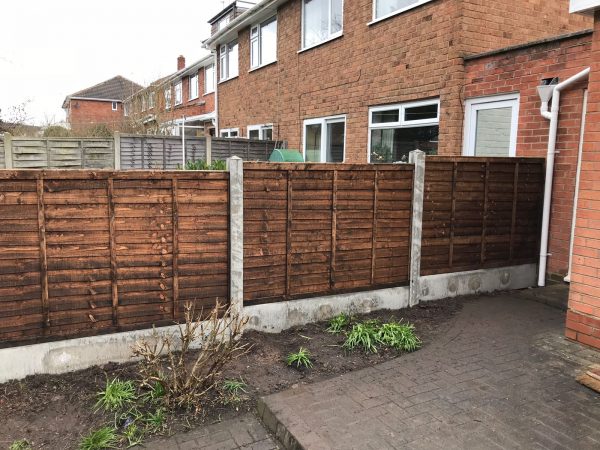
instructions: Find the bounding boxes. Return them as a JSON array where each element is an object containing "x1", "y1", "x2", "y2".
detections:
[{"x1": 420, "y1": 263, "x2": 537, "y2": 302}]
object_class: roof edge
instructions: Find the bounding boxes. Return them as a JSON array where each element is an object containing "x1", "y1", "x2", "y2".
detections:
[{"x1": 463, "y1": 29, "x2": 593, "y2": 62}]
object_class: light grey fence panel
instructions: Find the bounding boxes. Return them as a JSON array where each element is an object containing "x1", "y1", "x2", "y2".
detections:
[
  {"x1": 0, "y1": 139, "x2": 4, "y2": 168},
  {"x1": 82, "y1": 140, "x2": 115, "y2": 168},
  {"x1": 120, "y1": 135, "x2": 207, "y2": 169},
  {"x1": 211, "y1": 138, "x2": 276, "y2": 161}
]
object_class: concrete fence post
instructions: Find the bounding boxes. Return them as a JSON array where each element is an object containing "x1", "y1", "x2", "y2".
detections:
[
  {"x1": 114, "y1": 132, "x2": 121, "y2": 170},
  {"x1": 227, "y1": 156, "x2": 244, "y2": 315},
  {"x1": 206, "y1": 135, "x2": 212, "y2": 165},
  {"x1": 409, "y1": 150, "x2": 426, "y2": 307},
  {"x1": 4, "y1": 133, "x2": 13, "y2": 169}
]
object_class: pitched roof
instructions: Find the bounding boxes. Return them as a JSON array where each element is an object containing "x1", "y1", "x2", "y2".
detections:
[{"x1": 63, "y1": 76, "x2": 144, "y2": 108}]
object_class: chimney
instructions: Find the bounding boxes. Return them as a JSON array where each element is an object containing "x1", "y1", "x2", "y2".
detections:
[{"x1": 177, "y1": 55, "x2": 186, "y2": 71}]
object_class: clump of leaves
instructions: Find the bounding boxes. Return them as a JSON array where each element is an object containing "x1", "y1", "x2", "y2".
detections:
[
  {"x1": 95, "y1": 378, "x2": 136, "y2": 412},
  {"x1": 210, "y1": 160, "x2": 227, "y2": 170},
  {"x1": 141, "y1": 381, "x2": 166, "y2": 404},
  {"x1": 144, "y1": 408, "x2": 167, "y2": 434},
  {"x1": 376, "y1": 321, "x2": 421, "y2": 352},
  {"x1": 184, "y1": 160, "x2": 210, "y2": 170},
  {"x1": 79, "y1": 426, "x2": 118, "y2": 450},
  {"x1": 343, "y1": 321, "x2": 380, "y2": 353},
  {"x1": 122, "y1": 423, "x2": 144, "y2": 448},
  {"x1": 132, "y1": 301, "x2": 250, "y2": 414},
  {"x1": 286, "y1": 347, "x2": 313, "y2": 369},
  {"x1": 220, "y1": 378, "x2": 248, "y2": 406},
  {"x1": 9, "y1": 440, "x2": 32, "y2": 450},
  {"x1": 326, "y1": 313, "x2": 350, "y2": 334}
]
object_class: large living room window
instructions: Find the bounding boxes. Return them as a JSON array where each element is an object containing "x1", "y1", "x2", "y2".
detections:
[
  {"x1": 303, "y1": 115, "x2": 345, "y2": 163},
  {"x1": 368, "y1": 99, "x2": 439, "y2": 163},
  {"x1": 219, "y1": 40, "x2": 239, "y2": 82},
  {"x1": 302, "y1": 0, "x2": 343, "y2": 50},
  {"x1": 463, "y1": 94, "x2": 519, "y2": 157},
  {"x1": 373, "y1": 0, "x2": 434, "y2": 22},
  {"x1": 250, "y1": 16, "x2": 277, "y2": 69}
]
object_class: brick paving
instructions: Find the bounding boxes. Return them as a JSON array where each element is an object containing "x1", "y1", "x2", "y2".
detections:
[
  {"x1": 259, "y1": 291, "x2": 600, "y2": 449},
  {"x1": 144, "y1": 414, "x2": 278, "y2": 450}
]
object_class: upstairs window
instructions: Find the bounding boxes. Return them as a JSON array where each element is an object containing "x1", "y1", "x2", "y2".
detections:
[
  {"x1": 112, "y1": 101, "x2": 118, "y2": 111},
  {"x1": 250, "y1": 16, "x2": 277, "y2": 69},
  {"x1": 189, "y1": 74, "x2": 198, "y2": 100},
  {"x1": 148, "y1": 91, "x2": 155, "y2": 109},
  {"x1": 205, "y1": 64, "x2": 215, "y2": 93},
  {"x1": 141, "y1": 96, "x2": 147, "y2": 111},
  {"x1": 302, "y1": 0, "x2": 343, "y2": 50},
  {"x1": 174, "y1": 81, "x2": 183, "y2": 105},
  {"x1": 374, "y1": 0, "x2": 434, "y2": 22},
  {"x1": 164, "y1": 87, "x2": 172, "y2": 109},
  {"x1": 369, "y1": 99, "x2": 439, "y2": 163},
  {"x1": 220, "y1": 41, "x2": 239, "y2": 81}
]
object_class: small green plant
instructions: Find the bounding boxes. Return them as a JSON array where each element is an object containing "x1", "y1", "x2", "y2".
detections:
[
  {"x1": 95, "y1": 378, "x2": 136, "y2": 412},
  {"x1": 286, "y1": 347, "x2": 313, "y2": 369},
  {"x1": 144, "y1": 408, "x2": 166, "y2": 433},
  {"x1": 376, "y1": 321, "x2": 421, "y2": 352},
  {"x1": 326, "y1": 313, "x2": 350, "y2": 334},
  {"x1": 79, "y1": 426, "x2": 118, "y2": 450},
  {"x1": 142, "y1": 381, "x2": 165, "y2": 404},
  {"x1": 122, "y1": 423, "x2": 144, "y2": 448},
  {"x1": 221, "y1": 378, "x2": 248, "y2": 406},
  {"x1": 9, "y1": 439, "x2": 32, "y2": 450},
  {"x1": 210, "y1": 160, "x2": 227, "y2": 170},
  {"x1": 184, "y1": 159, "x2": 210, "y2": 170},
  {"x1": 343, "y1": 321, "x2": 380, "y2": 353}
]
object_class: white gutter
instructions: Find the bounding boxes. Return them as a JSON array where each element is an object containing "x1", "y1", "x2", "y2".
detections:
[
  {"x1": 538, "y1": 67, "x2": 590, "y2": 286},
  {"x1": 565, "y1": 88, "x2": 589, "y2": 283}
]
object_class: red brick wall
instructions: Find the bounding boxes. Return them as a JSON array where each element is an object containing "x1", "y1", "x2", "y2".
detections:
[
  {"x1": 464, "y1": 33, "x2": 592, "y2": 278},
  {"x1": 217, "y1": 0, "x2": 591, "y2": 162},
  {"x1": 566, "y1": 11, "x2": 600, "y2": 350},
  {"x1": 67, "y1": 99, "x2": 125, "y2": 132}
]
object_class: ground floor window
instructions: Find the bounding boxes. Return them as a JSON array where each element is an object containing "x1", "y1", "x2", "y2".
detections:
[
  {"x1": 248, "y1": 124, "x2": 273, "y2": 140},
  {"x1": 463, "y1": 94, "x2": 520, "y2": 157},
  {"x1": 303, "y1": 115, "x2": 345, "y2": 163},
  {"x1": 220, "y1": 128, "x2": 239, "y2": 138},
  {"x1": 368, "y1": 99, "x2": 439, "y2": 163}
]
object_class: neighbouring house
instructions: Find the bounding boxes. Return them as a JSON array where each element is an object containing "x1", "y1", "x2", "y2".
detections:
[
  {"x1": 125, "y1": 55, "x2": 216, "y2": 137},
  {"x1": 62, "y1": 76, "x2": 143, "y2": 133},
  {"x1": 203, "y1": 0, "x2": 590, "y2": 161}
]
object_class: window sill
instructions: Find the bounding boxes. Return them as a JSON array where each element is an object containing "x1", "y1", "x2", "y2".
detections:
[
  {"x1": 188, "y1": 96, "x2": 199, "y2": 102},
  {"x1": 218, "y1": 75, "x2": 239, "y2": 85},
  {"x1": 368, "y1": 1, "x2": 433, "y2": 26},
  {"x1": 249, "y1": 60, "x2": 277, "y2": 73},
  {"x1": 298, "y1": 33, "x2": 343, "y2": 54},
  {"x1": 204, "y1": 90, "x2": 215, "y2": 96}
]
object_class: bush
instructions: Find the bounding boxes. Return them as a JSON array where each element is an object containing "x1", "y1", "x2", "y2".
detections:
[
  {"x1": 182, "y1": 159, "x2": 227, "y2": 171},
  {"x1": 43, "y1": 125, "x2": 71, "y2": 138},
  {"x1": 132, "y1": 301, "x2": 249, "y2": 414}
]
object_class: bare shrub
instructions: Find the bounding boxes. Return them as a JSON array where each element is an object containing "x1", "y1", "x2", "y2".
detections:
[{"x1": 132, "y1": 301, "x2": 249, "y2": 414}]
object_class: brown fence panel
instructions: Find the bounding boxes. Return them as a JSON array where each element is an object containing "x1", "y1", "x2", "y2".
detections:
[
  {"x1": 0, "y1": 170, "x2": 229, "y2": 345},
  {"x1": 243, "y1": 163, "x2": 413, "y2": 305},
  {"x1": 421, "y1": 157, "x2": 544, "y2": 275}
]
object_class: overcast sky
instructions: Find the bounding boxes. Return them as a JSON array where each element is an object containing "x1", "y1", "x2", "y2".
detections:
[{"x1": 0, "y1": 1, "x2": 228, "y2": 125}]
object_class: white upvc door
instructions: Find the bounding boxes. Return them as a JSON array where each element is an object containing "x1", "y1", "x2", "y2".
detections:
[
  {"x1": 303, "y1": 115, "x2": 346, "y2": 163},
  {"x1": 463, "y1": 94, "x2": 520, "y2": 157}
]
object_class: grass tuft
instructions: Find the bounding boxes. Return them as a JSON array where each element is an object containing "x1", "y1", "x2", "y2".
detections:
[
  {"x1": 376, "y1": 321, "x2": 421, "y2": 352},
  {"x1": 79, "y1": 426, "x2": 118, "y2": 450},
  {"x1": 286, "y1": 347, "x2": 313, "y2": 369},
  {"x1": 95, "y1": 378, "x2": 136, "y2": 412},
  {"x1": 326, "y1": 313, "x2": 350, "y2": 334},
  {"x1": 9, "y1": 440, "x2": 32, "y2": 450},
  {"x1": 343, "y1": 321, "x2": 380, "y2": 353}
]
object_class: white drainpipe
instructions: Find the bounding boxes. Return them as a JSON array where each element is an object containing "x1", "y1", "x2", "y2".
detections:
[
  {"x1": 565, "y1": 89, "x2": 589, "y2": 283},
  {"x1": 538, "y1": 67, "x2": 590, "y2": 286}
]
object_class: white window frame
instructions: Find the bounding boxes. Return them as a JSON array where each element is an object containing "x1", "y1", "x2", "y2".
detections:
[
  {"x1": 148, "y1": 91, "x2": 155, "y2": 109},
  {"x1": 174, "y1": 81, "x2": 183, "y2": 106},
  {"x1": 367, "y1": 98, "x2": 440, "y2": 163},
  {"x1": 219, "y1": 40, "x2": 239, "y2": 83},
  {"x1": 141, "y1": 95, "x2": 147, "y2": 111},
  {"x1": 370, "y1": 0, "x2": 435, "y2": 25},
  {"x1": 164, "y1": 87, "x2": 172, "y2": 109},
  {"x1": 463, "y1": 93, "x2": 520, "y2": 157},
  {"x1": 250, "y1": 16, "x2": 278, "y2": 70},
  {"x1": 248, "y1": 124, "x2": 274, "y2": 140},
  {"x1": 300, "y1": 0, "x2": 344, "y2": 52},
  {"x1": 218, "y1": 15, "x2": 230, "y2": 31},
  {"x1": 303, "y1": 115, "x2": 346, "y2": 163},
  {"x1": 189, "y1": 74, "x2": 199, "y2": 100},
  {"x1": 220, "y1": 128, "x2": 240, "y2": 138},
  {"x1": 112, "y1": 101, "x2": 118, "y2": 111},
  {"x1": 204, "y1": 64, "x2": 215, "y2": 94}
]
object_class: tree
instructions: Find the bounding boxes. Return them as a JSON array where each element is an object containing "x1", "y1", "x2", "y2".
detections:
[{"x1": 0, "y1": 101, "x2": 31, "y2": 135}]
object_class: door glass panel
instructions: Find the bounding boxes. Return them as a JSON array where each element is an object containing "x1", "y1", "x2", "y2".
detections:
[
  {"x1": 305, "y1": 124, "x2": 322, "y2": 162},
  {"x1": 326, "y1": 121, "x2": 345, "y2": 162},
  {"x1": 264, "y1": 127, "x2": 273, "y2": 140},
  {"x1": 474, "y1": 107, "x2": 512, "y2": 156}
]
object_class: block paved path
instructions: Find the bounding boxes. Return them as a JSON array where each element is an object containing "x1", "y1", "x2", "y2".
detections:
[{"x1": 259, "y1": 291, "x2": 600, "y2": 449}]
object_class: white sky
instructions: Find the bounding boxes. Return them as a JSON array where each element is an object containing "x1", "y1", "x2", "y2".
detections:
[{"x1": 0, "y1": 1, "x2": 228, "y2": 125}]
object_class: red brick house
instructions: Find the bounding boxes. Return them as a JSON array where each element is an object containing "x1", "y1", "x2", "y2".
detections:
[
  {"x1": 203, "y1": 0, "x2": 590, "y2": 160},
  {"x1": 62, "y1": 76, "x2": 143, "y2": 133},
  {"x1": 125, "y1": 55, "x2": 216, "y2": 136}
]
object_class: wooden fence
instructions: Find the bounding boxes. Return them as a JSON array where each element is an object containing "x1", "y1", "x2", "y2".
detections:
[
  {"x1": 421, "y1": 157, "x2": 545, "y2": 275},
  {"x1": 0, "y1": 170, "x2": 229, "y2": 344},
  {"x1": 243, "y1": 163, "x2": 414, "y2": 305}
]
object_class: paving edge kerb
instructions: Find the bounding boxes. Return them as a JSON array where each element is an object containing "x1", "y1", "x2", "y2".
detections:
[{"x1": 258, "y1": 397, "x2": 304, "y2": 450}]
